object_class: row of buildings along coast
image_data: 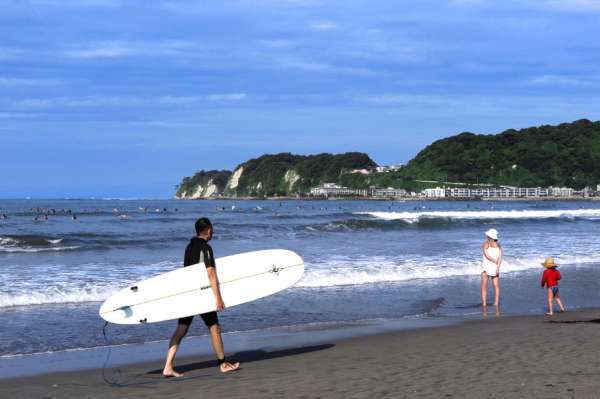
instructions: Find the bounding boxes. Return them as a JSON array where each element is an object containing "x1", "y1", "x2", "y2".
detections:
[{"x1": 310, "y1": 183, "x2": 600, "y2": 199}]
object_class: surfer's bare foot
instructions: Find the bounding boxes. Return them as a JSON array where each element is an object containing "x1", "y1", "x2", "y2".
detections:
[
  {"x1": 545, "y1": 312, "x2": 553, "y2": 316},
  {"x1": 162, "y1": 368, "x2": 183, "y2": 378},
  {"x1": 219, "y1": 361, "x2": 240, "y2": 373}
]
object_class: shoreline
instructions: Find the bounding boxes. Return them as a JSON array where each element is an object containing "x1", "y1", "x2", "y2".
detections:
[
  {"x1": 2, "y1": 309, "x2": 600, "y2": 398},
  {"x1": 0, "y1": 316, "x2": 458, "y2": 380},
  {"x1": 174, "y1": 196, "x2": 600, "y2": 201}
]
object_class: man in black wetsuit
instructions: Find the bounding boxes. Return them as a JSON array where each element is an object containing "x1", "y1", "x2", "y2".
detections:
[{"x1": 162, "y1": 217, "x2": 240, "y2": 376}]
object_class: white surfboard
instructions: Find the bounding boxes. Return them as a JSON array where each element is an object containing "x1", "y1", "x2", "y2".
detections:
[{"x1": 99, "y1": 249, "x2": 304, "y2": 325}]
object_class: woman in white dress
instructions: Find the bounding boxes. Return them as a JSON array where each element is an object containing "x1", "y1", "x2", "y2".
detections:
[{"x1": 481, "y1": 228, "x2": 503, "y2": 307}]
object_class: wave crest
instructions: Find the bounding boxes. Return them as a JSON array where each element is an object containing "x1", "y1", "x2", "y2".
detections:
[{"x1": 357, "y1": 209, "x2": 600, "y2": 223}]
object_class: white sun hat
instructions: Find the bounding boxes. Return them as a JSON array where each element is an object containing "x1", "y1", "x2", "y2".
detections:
[{"x1": 485, "y1": 228, "x2": 499, "y2": 240}]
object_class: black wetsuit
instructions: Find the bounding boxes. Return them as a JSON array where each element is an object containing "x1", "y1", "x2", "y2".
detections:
[{"x1": 178, "y1": 237, "x2": 219, "y2": 327}]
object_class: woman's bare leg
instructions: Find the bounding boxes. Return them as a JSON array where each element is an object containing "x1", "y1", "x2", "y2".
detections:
[
  {"x1": 546, "y1": 288, "x2": 554, "y2": 315},
  {"x1": 492, "y1": 276, "x2": 500, "y2": 307},
  {"x1": 481, "y1": 272, "x2": 488, "y2": 307}
]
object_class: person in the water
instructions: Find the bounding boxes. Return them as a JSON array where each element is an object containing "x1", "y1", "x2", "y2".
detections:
[
  {"x1": 481, "y1": 228, "x2": 503, "y2": 308},
  {"x1": 162, "y1": 217, "x2": 240, "y2": 377}
]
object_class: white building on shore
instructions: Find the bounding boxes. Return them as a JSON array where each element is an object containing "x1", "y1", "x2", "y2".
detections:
[
  {"x1": 310, "y1": 183, "x2": 368, "y2": 197},
  {"x1": 370, "y1": 187, "x2": 407, "y2": 198},
  {"x1": 421, "y1": 186, "x2": 589, "y2": 199},
  {"x1": 423, "y1": 187, "x2": 446, "y2": 198}
]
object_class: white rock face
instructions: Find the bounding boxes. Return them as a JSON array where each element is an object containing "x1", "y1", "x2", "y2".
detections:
[
  {"x1": 184, "y1": 179, "x2": 219, "y2": 199},
  {"x1": 226, "y1": 167, "x2": 244, "y2": 191},
  {"x1": 202, "y1": 183, "x2": 218, "y2": 198},
  {"x1": 284, "y1": 169, "x2": 300, "y2": 191}
]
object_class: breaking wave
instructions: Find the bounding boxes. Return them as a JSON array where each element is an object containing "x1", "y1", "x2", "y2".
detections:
[
  {"x1": 0, "y1": 235, "x2": 79, "y2": 253},
  {"x1": 296, "y1": 254, "x2": 600, "y2": 288},
  {"x1": 356, "y1": 209, "x2": 600, "y2": 223},
  {"x1": 4, "y1": 254, "x2": 599, "y2": 307}
]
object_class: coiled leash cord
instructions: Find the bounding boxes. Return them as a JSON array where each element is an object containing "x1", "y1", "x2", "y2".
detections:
[{"x1": 101, "y1": 321, "x2": 124, "y2": 387}]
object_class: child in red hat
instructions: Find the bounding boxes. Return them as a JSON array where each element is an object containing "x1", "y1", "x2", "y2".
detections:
[{"x1": 541, "y1": 257, "x2": 566, "y2": 316}]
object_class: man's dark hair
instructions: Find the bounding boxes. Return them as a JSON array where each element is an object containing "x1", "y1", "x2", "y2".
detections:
[{"x1": 195, "y1": 217, "x2": 213, "y2": 235}]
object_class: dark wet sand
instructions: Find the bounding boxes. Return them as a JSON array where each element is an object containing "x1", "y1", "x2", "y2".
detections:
[{"x1": 2, "y1": 309, "x2": 600, "y2": 398}]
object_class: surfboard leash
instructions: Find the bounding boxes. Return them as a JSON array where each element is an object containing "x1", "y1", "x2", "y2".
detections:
[{"x1": 101, "y1": 321, "x2": 124, "y2": 387}]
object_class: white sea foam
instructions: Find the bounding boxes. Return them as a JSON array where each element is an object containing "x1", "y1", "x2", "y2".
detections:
[
  {"x1": 0, "y1": 236, "x2": 72, "y2": 253},
  {"x1": 296, "y1": 254, "x2": 600, "y2": 288},
  {"x1": 0, "y1": 285, "x2": 121, "y2": 307},
  {"x1": 356, "y1": 209, "x2": 600, "y2": 223},
  {"x1": 0, "y1": 260, "x2": 180, "y2": 308},
  {"x1": 2, "y1": 254, "x2": 599, "y2": 307},
  {"x1": 0, "y1": 245, "x2": 80, "y2": 253}
]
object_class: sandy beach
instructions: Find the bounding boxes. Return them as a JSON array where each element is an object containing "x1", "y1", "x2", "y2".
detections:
[{"x1": 2, "y1": 309, "x2": 600, "y2": 398}]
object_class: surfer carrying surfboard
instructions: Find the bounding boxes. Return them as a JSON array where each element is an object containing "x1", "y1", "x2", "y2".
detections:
[{"x1": 163, "y1": 217, "x2": 240, "y2": 377}]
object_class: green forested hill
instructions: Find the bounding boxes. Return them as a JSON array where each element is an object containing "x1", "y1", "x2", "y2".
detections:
[
  {"x1": 176, "y1": 119, "x2": 600, "y2": 198},
  {"x1": 400, "y1": 119, "x2": 600, "y2": 189},
  {"x1": 227, "y1": 152, "x2": 377, "y2": 196}
]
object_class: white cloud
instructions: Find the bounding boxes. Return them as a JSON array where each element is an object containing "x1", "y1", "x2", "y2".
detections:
[
  {"x1": 206, "y1": 93, "x2": 247, "y2": 101},
  {"x1": 277, "y1": 57, "x2": 378, "y2": 76},
  {"x1": 0, "y1": 112, "x2": 44, "y2": 119},
  {"x1": 449, "y1": 0, "x2": 489, "y2": 6},
  {"x1": 309, "y1": 20, "x2": 340, "y2": 31},
  {"x1": 529, "y1": 74, "x2": 586, "y2": 86},
  {"x1": 27, "y1": 0, "x2": 121, "y2": 7},
  {"x1": 65, "y1": 42, "x2": 136, "y2": 59},
  {"x1": 0, "y1": 48, "x2": 20, "y2": 60},
  {"x1": 9, "y1": 94, "x2": 248, "y2": 109},
  {"x1": 258, "y1": 39, "x2": 296, "y2": 49},
  {"x1": 13, "y1": 96, "x2": 143, "y2": 109},
  {"x1": 132, "y1": 120, "x2": 190, "y2": 128},
  {"x1": 0, "y1": 77, "x2": 62, "y2": 86},
  {"x1": 64, "y1": 40, "x2": 198, "y2": 59},
  {"x1": 159, "y1": 96, "x2": 203, "y2": 105},
  {"x1": 542, "y1": 0, "x2": 600, "y2": 11}
]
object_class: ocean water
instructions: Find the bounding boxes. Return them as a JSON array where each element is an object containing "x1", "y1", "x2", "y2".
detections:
[{"x1": 2, "y1": 199, "x2": 600, "y2": 358}]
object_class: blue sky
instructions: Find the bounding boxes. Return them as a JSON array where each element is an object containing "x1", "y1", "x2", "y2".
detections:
[{"x1": 1, "y1": 0, "x2": 599, "y2": 198}]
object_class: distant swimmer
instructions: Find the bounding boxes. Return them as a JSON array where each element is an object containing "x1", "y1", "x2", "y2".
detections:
[
  {"x1": 481, "y1": 229, "x2": 503, "y2": 308},
  {"x1": 162, "y1": 218, "x2": 240, "y2": 377},
  {"x1": 72, "y1": 215, "x2": 78, "y2": 220}
]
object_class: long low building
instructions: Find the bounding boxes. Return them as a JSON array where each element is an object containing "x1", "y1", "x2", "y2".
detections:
[
  {"x1": 310, "y1": 183, "x2": 368, "y2": 197},
  {"x1": 310, "y1": 184, "x2": 407, "y2": 198},
  {"x1": 423, "y1": 186, "x2": 589, "y2": 198}
]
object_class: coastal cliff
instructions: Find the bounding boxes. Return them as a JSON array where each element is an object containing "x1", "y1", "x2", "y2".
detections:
[
  {"x1": 175, "y1": 170, "x2": 232, "y2": 199},
  {"x1": 175, "y1": 152, "x2": 377, "y2": 198}
]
